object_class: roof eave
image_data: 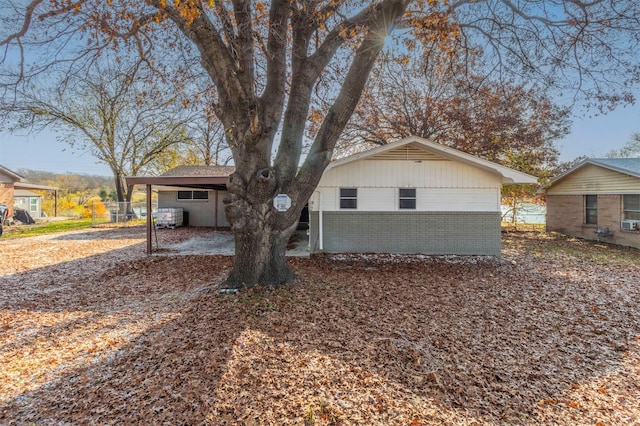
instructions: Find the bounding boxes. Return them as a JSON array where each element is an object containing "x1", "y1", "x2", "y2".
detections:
[{"x1": 0, "y1": 165, "x2": 24, "y2": 182}]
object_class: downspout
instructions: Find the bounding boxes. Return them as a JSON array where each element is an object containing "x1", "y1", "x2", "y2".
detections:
[
  {"x1": 146, "y1": 184, "x2": 152, "y2": 255},
  {"x1": 316, "y1": 190, "x2": 323, "y2": 251},
  {"x1": 214, "y1": 189, "x2": 219, "y2": 229}
]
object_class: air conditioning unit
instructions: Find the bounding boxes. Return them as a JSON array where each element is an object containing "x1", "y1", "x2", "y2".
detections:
[{"x1": 620, "y1": 220, "x2": 640, "y2": 231}]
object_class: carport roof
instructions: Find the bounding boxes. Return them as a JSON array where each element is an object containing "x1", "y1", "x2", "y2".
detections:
[{"x1": 126, "y1": 165, "x2": 234, "y2": 190}]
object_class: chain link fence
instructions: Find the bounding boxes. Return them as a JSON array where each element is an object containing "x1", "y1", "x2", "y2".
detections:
[{"x1": 90, "y1": 201, "x2": 157, "y2": 227}]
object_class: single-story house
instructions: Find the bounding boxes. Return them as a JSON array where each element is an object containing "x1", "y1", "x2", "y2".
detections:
[
  {"x1": 0, "y1": 164, "x2": 59, "y2": 218},
  {"x1": 128, "y1": 136, "x2": 537, "y2": 255},
  {"x1": 308, "y1": 136, "x2": 537, "y2": 255},
  {"x1": 14, "y1": 189, "x2": 43, "y2": 218},
  {"x1": 0, "y1": 165, "x2": 23, "y2": 217},
  {"x1": 544, "y1": 158, "x2": 640, "y2": 249}
]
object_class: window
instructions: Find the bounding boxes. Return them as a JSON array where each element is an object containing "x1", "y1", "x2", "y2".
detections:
[
  {"x1": 623, "y1": 194, "x2": 640, "y2": 220},
  {"x1": 177, "y1": 190, "x2": 209, "y2": 200},
  {"x1": 399, "y1": 188, "x2": 416, "y2": 209},
  {"x1": 585, "y1": 195, "x2": 597, "y2": 224},
  {"x1": 339, "y1": 188, "x2": 357, "y2": 209},
  {"x1": 192, "y1": 191, "x2": 209, "y2": 200},
  {"x1": 29, "y1": 198, "x2": 38, "y2": 213}
]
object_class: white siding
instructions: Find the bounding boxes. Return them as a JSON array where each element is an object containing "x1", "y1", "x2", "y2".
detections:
[
  {"x1": 417, "y1": 188, "x2": 499, "y2": 211},
  {"x1": 309, "y1": 158, "x2": 502, "y2": 212},
  {"x1": 311, "y1": 187, "x2": 500, "y2": 212},
  {"x1": 359, "y1": 187, "x2": 396, "y2": 210},
  {"x1": 320, "y1": 160, "x2": 499, "y2": 188}
]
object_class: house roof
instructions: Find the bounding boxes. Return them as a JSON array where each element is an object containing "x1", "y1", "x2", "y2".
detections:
[
  {"x1": 547, "y1": 158, "x2": 640, "y2": 188},
  {"x1": 327, "y1": 136, "x2": 539, "y2": 184},
  {"x1": 14, "y1": 182, "x2": 59, "y2": 191},
  {"x1": 0, "y1": 164, "x2": 24, "y2": 182},
  {"x1": 128, "y1": 138, "x2": 539, "y2": 189},
  {"x1": 14, "y1": 189, "x2": 42, "y2": 198},
  {"x1": 160, "y1": 165, "x2": 236, "y2": 177},
  {"x1": 126, "y1": 165, "x2": 234, "y2": 190},
  {"x1": 0, "y1": 165, "x2": 58, "y2": 190}
]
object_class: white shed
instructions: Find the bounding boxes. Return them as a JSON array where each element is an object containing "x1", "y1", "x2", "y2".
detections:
[{"x1": 308, "y1": 136, "x2": 538, "y2": 255}]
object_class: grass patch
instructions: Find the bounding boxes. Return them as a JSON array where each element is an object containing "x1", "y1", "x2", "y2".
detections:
[{"x1": 1, "y1": 219, "x2": 94, "y2": 239}]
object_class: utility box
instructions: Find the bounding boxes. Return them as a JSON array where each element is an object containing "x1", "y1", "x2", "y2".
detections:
[{"x1": 154, "y1": 207, "x2": 184, "y2": 229}]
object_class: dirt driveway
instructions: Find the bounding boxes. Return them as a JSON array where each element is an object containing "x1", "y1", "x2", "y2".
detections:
[{"x1": 1, "y1": 228, "x2": 639, "y2": 425}]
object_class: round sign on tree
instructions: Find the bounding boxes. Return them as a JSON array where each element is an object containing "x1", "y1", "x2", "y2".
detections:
[{"x1": 274, "y1": 194, "x2": 292, "y2": 212}]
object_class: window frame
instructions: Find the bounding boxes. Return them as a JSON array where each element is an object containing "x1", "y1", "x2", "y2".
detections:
[
  {"x1": 585, "y1": 194, "x2": 598, "y2": 225},
  {"x1": 29, "y1": 197, "x2": 38, "y2": 213},
  {"x1": 623, "y1": 194, "x2": 640, "y2": 221},
  {"x1": 177, "y1": 190, "x2": 209, "y2": 201},
  {"x1": 398, "y1": 188, "x2": 417, "y2": 210},
  {"x1": 339, "y1": 188, "x2": 358, "y2": 209}
]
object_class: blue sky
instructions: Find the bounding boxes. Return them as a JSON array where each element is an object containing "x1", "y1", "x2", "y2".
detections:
[
  {"x1": 1, "y1": 102, "x2": 639, "y2": 176},
  {"x1": 0, "y1": 130, "x2": 113, "y2": 176}
]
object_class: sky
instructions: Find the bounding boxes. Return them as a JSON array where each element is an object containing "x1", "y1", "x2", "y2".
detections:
[
  {"x1": 1, "y1": 102, "x2": 639, "y2": 177},
  {"x1": 0, "y1": 131, "x2": 113, "y2": 176}
]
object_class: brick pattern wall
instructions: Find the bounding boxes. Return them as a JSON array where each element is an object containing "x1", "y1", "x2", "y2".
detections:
[
  {"x1": 0, "y1": 183, "x2": 14, "y2": 217},
  {"x1": 546, "y1": 194, "x2": 640, "y2": 249},
  {"x1": 309, "y1": 211, "x2": 501, "y2": 255}
]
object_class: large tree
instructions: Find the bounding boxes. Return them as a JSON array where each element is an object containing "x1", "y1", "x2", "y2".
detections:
[
  {"x1": 1, "y1": 57, "x2": 188, "y2": 203},
  {"x1": 341, "y1": 49, "x2": 569, "y2": 167},
  {"x1": 2, "y1": 1, "x2": 640, "y2": 289}
]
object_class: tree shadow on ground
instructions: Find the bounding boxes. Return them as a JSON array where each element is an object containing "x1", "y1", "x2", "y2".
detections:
[{"x1": 1, "y1": 233, "x2": 639, "y2": 424}]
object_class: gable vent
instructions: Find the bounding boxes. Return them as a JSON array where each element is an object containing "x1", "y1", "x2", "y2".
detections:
[{"x1": 367, "y1": 143, "x2": 449, "y2": 161}]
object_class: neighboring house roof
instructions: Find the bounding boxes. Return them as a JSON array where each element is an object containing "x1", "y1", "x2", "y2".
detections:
[
  {"x1": 328, "y1": 136, "x2": 539, "y2": 184},
  {"x1": 0, "y1": 164, "x2": 25, "y2": 182},
  {"x1": 14, "y1": 189, "x2": 42, "y2": 198},
  {"x1": 0, "y1": 165, "x2": 58, "y2": 190},
  {"x1": 547, "y1": 158, "x2": 640, "y2": 188},
  {"x1": 15, "y1": 182, "x2": 58, "y2": 191}
]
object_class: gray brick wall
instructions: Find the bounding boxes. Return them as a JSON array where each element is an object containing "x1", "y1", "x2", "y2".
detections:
[{"x1": 309, "y1": 211, "x2": 501, "y2": 255}]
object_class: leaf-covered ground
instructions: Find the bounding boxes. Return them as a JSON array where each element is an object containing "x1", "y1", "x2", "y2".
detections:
[{"x1": 1, "y1": 227, "x2": 639, "y2": 425}]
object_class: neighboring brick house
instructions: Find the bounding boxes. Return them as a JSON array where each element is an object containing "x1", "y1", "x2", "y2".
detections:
[
  {"x1": 0, "y1": 165, "x2": 24, "y2": 217},
  {"x1": 544, "y1": 158, "x2": 640, "y2": 249},
  {"x1": 308, "y1": 136, "x2": 538, "y2": 255},
  {"x1": 0, "y1": 164, "x2": 59, "y2": 219}
]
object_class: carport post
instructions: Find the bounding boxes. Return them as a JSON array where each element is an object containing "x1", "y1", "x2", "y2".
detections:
[{"x1": 146, "y1": 184, "x2": 152, "y2": 255}]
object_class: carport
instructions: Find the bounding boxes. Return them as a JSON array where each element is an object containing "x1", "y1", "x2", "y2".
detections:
[{"x1": 126, "y1": 174, "x2": 230, "y2": 254}]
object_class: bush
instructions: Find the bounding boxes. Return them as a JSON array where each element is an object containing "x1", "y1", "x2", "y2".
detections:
[{"x1": 83, "y1": 197, "x2": 108, "y2": 218}]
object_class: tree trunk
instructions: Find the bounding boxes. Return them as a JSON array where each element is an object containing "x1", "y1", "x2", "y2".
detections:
[
  {"x1": 224, "y1": 222, "x2": 297, "y2": 290},
  {"x1": 222, "y1": 168, "x2": 301, "y2": 290}
]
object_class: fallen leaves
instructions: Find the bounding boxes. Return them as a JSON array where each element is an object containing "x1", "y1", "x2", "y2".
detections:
[{"x1": 0, "y1": 228, "x2": 639, "y2": 424}]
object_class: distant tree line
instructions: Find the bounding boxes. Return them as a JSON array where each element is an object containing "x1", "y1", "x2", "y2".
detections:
[{"x1": 16, "y1": 169, "x2": 120, "y2": 217}]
